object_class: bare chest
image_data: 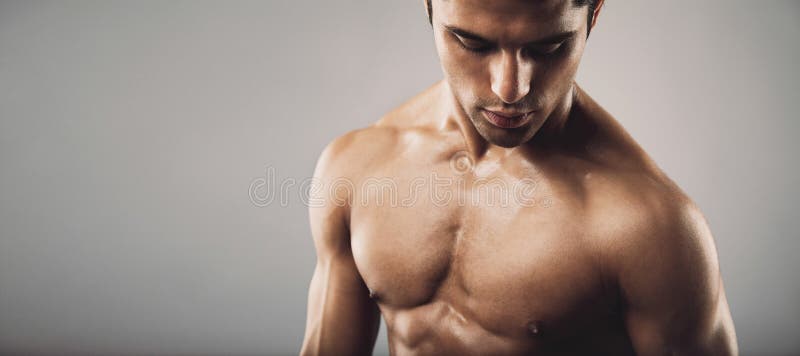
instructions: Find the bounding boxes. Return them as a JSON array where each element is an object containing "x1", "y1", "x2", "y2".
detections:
[{"x1": 348, "y1": 166, "x2": 615, "y2": 341}]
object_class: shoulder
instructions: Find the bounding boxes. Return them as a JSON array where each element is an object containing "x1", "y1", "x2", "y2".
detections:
[
  {"x1": 579, "y1": 130, "x2": 736, "y2": 354},
  {"x1": 313, "y1": 125, "x2": 401, "y2": 182},
  {"x1": 571, "y1": 89, "x2": 722, "y2": 300},
  {"x1": 584, "y1": 137, "x2": 719, "y2": 278},
  {"x1": 604, "y1": 184, "x2": 718, "y2": 276},
  {"x1": 308, "y1": 126, "x2": 403, "y2": 245},
  {"x1": 572, "y1": 87, "x2": 709, "y2": 257},
  {"x1": 586, "y1": 163, "x2": 722, "y2": 310},
  {"x1": 313, "y1": 82, "x2": 446, "y2": 182}
]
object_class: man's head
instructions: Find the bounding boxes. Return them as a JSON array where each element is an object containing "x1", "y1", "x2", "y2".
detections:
[
  {"x1": 426, "y1": 0, "x2": 600, "y2": 37},
  {"x1": 425, "y1": 0, "x2": 604, "y2": 147}
]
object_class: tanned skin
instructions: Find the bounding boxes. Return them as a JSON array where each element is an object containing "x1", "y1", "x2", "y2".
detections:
[{"x1": 300, "y1": 0, "x2": 738, "y2": 355}]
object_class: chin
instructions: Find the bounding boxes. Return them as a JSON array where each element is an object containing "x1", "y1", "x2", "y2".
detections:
[
  {"x1": 471, "y1": 116, "x2": 535, "y2": 148},
  {"x1": 489, "y1": 137, "x2": 525, "y2": 148},
  {"x1": 486, "y1": 135, "x2": 529, "y2": 148},
  {"x1": 480, "y1": 126, "x2": 534, "y2": 148}
]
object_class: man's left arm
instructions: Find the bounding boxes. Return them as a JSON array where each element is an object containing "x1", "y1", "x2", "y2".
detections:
[{"x1": 617, "y1": 200, "x2": 738, "y2": 355}]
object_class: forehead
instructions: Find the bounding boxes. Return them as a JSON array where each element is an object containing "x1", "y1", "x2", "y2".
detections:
[{"x1": 435, "y1": 0, "x2": 586, "y2": 41}]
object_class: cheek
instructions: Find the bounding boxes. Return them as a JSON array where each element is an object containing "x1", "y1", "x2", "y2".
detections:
[
  {"x1": 436, "y1": 38, "x2": 485, "y2": 87},
  {"x1": 533, "y1": 46, "x2": 584, "y2": 96},
  {"x1": 443, "y1": 54, "x2": 482, "y2": 84}
]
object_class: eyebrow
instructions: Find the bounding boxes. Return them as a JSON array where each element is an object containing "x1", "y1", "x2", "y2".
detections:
[{"x1": 443, "y1": 25, "x2": 576, "y2": 45}]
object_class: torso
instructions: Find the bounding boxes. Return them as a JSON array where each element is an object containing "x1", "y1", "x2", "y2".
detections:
[{"x1": 338, "y1": 82, "x2": 673, "y2": 355}]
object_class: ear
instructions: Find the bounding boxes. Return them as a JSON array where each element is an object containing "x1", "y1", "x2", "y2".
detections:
[
  {"x1": 590, "y1": 0, "x2": 605, "y2": 31},
  {"x1": 424, "y1": 0, "x2": 432, "y2": 24}
]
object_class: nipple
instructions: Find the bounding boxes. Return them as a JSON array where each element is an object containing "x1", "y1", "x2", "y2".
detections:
[{"x1": 527, "y1": 321, "x2": 543, "y2": 336}]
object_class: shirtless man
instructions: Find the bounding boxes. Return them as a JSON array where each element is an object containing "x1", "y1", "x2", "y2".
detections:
[{"x1": 300, "y1": 0, "x2": 738, "y2": 354}]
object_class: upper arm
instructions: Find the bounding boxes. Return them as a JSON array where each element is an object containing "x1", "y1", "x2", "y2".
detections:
[
  {"x1": 300, "y1": 135, "x2": 381, "y2": 356},
  {"x1": 617, "y1": 200, "x2": 738, "y2": 355}
]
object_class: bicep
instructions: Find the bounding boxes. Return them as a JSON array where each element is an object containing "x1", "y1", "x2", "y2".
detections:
[
  {"x1": 624, "y1": 279, "x2": 737, "y2": 355},
  {"x1": 619, "y1": 203, "x2": 737, "y2": 355},
  {"x1": 300, "y1": 142, "x2": 381, "y2": 356},
  {"x1": 301, "y1": 243, "x2": 381, "y2": 356}
]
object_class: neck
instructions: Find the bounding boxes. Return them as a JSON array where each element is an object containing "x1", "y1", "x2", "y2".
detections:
[
  {"x1": 532, "y1": 83, "x2": 579, "y2": 147},
  {"x1": 439, "y1": 81, "x2": 490, "y2": 159},
  {"x1": 439, "y1": 81, "x2": 579, "y2": 161}
]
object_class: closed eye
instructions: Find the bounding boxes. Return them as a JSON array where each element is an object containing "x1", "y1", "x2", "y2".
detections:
[
  {"x1": 453, "y1": 34, "x2": 493, "y2": 53},
  {"x1": 524, "y1": 42, "x2": 566, "y2": 57}
]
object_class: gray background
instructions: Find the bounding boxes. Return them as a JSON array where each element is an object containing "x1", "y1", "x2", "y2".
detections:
[{"x1": 0, "y1": 1, "x2": 798, "y2": 355}]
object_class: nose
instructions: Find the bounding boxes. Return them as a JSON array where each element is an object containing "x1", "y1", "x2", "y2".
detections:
[{"x1": 490, "y1": 49, "x2": 532, "y2": 104}]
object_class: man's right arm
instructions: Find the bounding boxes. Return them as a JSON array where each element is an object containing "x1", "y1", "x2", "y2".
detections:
[{"x1": 300, "y1": 136, "x2": 381, "y2": 356}]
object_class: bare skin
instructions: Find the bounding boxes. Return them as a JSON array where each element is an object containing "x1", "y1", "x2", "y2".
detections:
[{"x1": 301, "y1": 1, "x2": 737, "y2": 355}]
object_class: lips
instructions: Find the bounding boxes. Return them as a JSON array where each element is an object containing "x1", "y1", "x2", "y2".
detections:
[{"x1": 481, "y1": 109, "x2": 534, "y2": 129}]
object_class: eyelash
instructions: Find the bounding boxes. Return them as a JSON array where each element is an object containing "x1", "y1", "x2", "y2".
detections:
[
  {"x1": 526, "y1": 45, "x2": 563, "y2": 58},
  {"x1": 456, "y1": 39, "x2": 493, "y2": 54},
  {"x1": 450, "y1": 34, "x2": 491, "y2": 54}
]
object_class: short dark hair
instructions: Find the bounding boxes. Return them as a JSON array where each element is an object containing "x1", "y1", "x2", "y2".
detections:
[{"x1": 426, "y1": 0, "x2": 600, "y2": 37}]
